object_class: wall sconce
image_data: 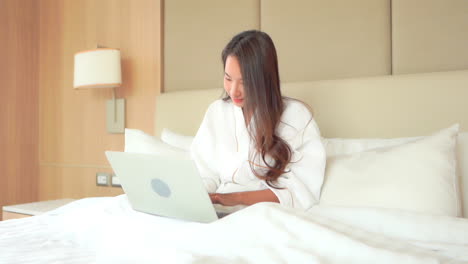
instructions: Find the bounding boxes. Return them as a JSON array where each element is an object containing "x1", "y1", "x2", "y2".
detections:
[{"x1": 73, "y1": 48, "x2": 125, "y2": 133}]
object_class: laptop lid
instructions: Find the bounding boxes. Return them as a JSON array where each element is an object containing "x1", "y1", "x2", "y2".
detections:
[{"x1": 105, "y1": 151, "x2": 218, "y2": 223}]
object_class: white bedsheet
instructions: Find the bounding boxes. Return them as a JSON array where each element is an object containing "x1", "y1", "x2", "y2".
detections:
[{"x1": 1, "y1": 195, "x2": 468, "y2": 264}]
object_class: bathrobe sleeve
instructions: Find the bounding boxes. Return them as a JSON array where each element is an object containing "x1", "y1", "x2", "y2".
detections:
[
  {"x1": 271, "y1": 102, "x2": 326, "y2": 210},
  {"x1": 190, "y1": 102, "x2": 221, "y2": 193},
  {"x1": 240, "y1": 101, "x2": 326, "y2": 210},
  {"x1": 272, "y1": 119, "x2": 325, "y2": 209}
]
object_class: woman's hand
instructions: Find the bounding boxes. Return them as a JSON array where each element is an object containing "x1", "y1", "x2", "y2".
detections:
[
  {"x1": 209, "y1": 193, "x2": 242, "y2": 206},
  {"x1": 209, "y1": 189, "x2": 279, "y2": 206}
]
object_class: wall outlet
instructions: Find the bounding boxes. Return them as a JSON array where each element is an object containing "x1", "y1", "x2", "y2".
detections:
[
  {"x1": 111, "y1": 174, "x2": 121, "y2": 187},
  {"x1": 96, "y1": 172, "x2": 110, "y2": 186}
]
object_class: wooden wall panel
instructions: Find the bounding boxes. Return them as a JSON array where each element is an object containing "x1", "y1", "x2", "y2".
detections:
[
  {"x1": 38, "y1": 0, "x2": 64, "y2": 168},
  {"x1": 39, "y1": 166, "x2": 123, "y2": 200},
  {"x1": 38, "y1": 0, "x2": 161, "y2": 200},
  {"x1": 118, "y1": 0, "x2": 162, "y2": 132},
  {"x1": 0, "y1": 0, "x2": 39, "y2": 220}
]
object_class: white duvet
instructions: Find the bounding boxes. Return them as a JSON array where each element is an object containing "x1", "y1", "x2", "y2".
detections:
[{"x1": 1, "y1": 195, "x2": 468, "y2": 264}]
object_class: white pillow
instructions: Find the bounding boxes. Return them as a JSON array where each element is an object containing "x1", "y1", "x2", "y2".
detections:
[
  {"x1": 154, "y1": 126, "x2": 465, "y2": 217},
  {"x1": 124, "y1": 128, "x2": 190, "y2": 159},
  {"x1": 322, "y1": 136, "x2": 421, "y2": 157},
  {"x1": 160, "y1": 128, "x2": 194, "y2": 151},
  {"x1": 320, "y1": 124, "x2": 461, "y2": 217}
]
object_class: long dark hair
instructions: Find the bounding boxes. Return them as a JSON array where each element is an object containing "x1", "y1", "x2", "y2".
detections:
[{"x1": 222, "y1": 30, "x2": 291, "y2": 188}]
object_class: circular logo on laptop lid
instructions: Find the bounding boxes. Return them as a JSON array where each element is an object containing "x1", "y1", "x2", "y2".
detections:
[{"x1": 151, "y1": 178, "x2": 171, "y2": 198}]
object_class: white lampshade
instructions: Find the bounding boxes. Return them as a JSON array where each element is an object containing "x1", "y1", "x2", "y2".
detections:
[{"x1": 73, "y1": 48, "x2": 122, "y2": 89}]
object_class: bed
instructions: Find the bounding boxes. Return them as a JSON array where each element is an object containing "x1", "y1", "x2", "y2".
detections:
[{"x1": 2, "y1": 70, "x2": 468, "y2": 263}]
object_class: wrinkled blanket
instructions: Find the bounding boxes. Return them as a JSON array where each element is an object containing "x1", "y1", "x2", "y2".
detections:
[{"x1": 1, "y1": 195, "x2": 467, "y2": 264}]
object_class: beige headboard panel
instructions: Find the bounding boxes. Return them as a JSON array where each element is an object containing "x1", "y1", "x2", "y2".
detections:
[
  {"x1": 155, "y1": 88, "x2": 222, "y2": 137},
  {"x1": 261, "y1": 0, "x2": 391, "y2": 82},
  {"x1": 164, "y1": 0, "x2": 260, "y2": 92},
  {"x1": 392, "y1": 0, "x2": 468, "y2": 74},
  {"x1": 155, "y1": 70, "x2": 468, "y2": 138},
  {"x1": 164, "y1": 1, "x2": 468, "y2": 92}
]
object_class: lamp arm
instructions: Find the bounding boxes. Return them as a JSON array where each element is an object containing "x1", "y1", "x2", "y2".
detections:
[{"x1": 112, "y1": 88, "x2": 117, "y2": 123}]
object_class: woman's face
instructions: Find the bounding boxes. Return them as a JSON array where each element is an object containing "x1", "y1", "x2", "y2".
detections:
[{"x1": 224, "y1": 55, "x2": 245, "y2": 107}]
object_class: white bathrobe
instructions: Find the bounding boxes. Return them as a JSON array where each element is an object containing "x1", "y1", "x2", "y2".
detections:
[{"x1": 191, "y1": 98, "x2": 326, "y2": 210}]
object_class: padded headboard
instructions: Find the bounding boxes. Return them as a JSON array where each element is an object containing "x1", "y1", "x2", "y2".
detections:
[
  {"x1": 155, "y1": 70, "x2": 468, "y2": 217},
  {"x1": 155, "y1": 70, "x2": 468, "y2": 138},
  {"x1": 164, "y1": 0, "x2": 468, "y2": 92}
]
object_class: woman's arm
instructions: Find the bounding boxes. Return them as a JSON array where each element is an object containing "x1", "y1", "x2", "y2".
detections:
[
  {"x1": 191, "y1": 102, "x2": 222, "y2": 193},
  {"x1": 209, "y1": 189, "x2": 279, "y2": 206}
]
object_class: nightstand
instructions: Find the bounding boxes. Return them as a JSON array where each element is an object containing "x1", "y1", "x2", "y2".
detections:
[{"x1": 2, "y1": 199, "x2": 76, "y2": 220}]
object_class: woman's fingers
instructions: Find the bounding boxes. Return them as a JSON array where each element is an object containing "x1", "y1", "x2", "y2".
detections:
[{"x1": 209, "y1": 193, "x2": 219, "y2": 203}]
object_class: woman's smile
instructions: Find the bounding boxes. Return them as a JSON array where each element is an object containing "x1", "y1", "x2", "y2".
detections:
[{"x1": 232, "y1": 98, "x2": 244, "y2": 104}]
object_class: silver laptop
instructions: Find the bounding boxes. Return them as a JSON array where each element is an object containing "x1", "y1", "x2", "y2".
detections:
[{"x1": 105, "y1": 151, "x2": 219, "y2": 223}]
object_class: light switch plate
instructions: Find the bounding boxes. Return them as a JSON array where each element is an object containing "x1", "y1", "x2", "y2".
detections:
[
  {"x1": 96, "y1": 172, "x2": 110, "y2": 186},
  {"x1": 111, "y1": 174, "x2": 121, "y2": 187},
  {"x1": 106, "y1": 98, "x2": 125, "y2": 133}
]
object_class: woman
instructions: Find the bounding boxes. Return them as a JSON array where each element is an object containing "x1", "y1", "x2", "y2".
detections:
[{"x1": 191, "y1": 30, "x2": 325, "y2": 211}]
